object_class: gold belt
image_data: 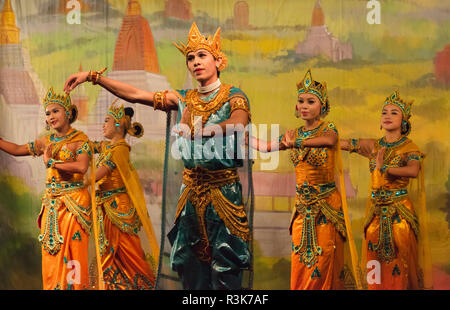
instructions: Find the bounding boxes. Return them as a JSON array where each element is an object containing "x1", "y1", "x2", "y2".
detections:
[
  {"x1": 182, "y1": 166, "x2": 240, "y2": 191},
  {"x1": 96, "y1": 187, "x2": 127, "y2": 205},
  {"x1": 365, "y1": 188, "x2": 418, "y2": 263},
  {"x1": 295, "y1": 181, "x2": 336, "y2": 209},
  {"x1": 176, "y1": 166, "x2": 249, "y2": 262},
  {"x1": 293, "y1": 181, "x2": 346, "y2": 268},
  {"x1": 371, "y1": 187, "x2": 408, "y2": 205},
  {"x1": 45, "y1": 178, "x2": 85, "y2": 197}
]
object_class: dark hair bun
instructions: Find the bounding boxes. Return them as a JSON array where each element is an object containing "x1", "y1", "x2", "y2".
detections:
[
  {"x1": 69, "y1": 105, "x2": 78, "y2": 124},
  {"x1": 128, "y1": 122, "x2": 144, "y2": 138},
  {"x1": 124, "y1": 107, "x2": 134, "y2": 119}
]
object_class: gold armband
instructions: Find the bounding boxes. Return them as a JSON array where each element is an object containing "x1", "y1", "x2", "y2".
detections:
[
  {"x1": 349, "y1": 138, "x2": 360, "y2": 153},
  {"x1": 153, "y1": 90, "x2": 169, "y2": 111},
  {"x1": 87, "y1": 67, "x2": 107, "y2": 85}
]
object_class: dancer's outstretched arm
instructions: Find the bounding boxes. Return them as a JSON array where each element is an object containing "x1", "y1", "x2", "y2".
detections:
[
  {"x1": 283, "y1": 129, "x2": 338, "y2": 149},
  {"x1": 0, "y1": 137, "x2": 45, "y2": 156},
  {"x1": 341, "y1": 138, "x2": 376, "y2": 158},
  {"x1": 64, "y1": 71, "x2": 179, "y2": 111}
]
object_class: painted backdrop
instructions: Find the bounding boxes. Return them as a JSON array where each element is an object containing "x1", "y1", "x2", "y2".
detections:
[{"x1": 0, "y1": 0, "x2": 448, "y2": 289}]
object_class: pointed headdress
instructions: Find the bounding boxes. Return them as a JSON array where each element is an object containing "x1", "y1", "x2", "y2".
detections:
[
  {"x1": 297, "y1": 69, "x2": 330, "y2": 116},
  {"x1": 173, "y1": 22, "x2": 228, "y2": 71},
  {"x1": 108, "y1": 100, "x2": 144, "y2": 138},
  {"x1": 383, "y1": 90, "x2": 414, "y2": 136},
  {"x1": 43, "y1": 87, "x2": 78, "y2": 123}
]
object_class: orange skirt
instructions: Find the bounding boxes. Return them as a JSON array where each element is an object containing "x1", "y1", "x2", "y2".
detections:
[
  {"x1": 100, "y1": 194, "x2": 155, "y2": 290},
  {"x1": 290, "y1": 191, "x2": 345, "y2": 290},
  {"x1": 39, "y1": 189, "x2": 91, "y2": 290},
  {"x1": 364, "y1": 199, "x2": 420, "y2": 290}
]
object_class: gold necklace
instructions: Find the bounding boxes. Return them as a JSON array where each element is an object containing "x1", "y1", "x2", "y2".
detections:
[{"x1": 185, "y1": 84, "x2": 233, "y2": 129}]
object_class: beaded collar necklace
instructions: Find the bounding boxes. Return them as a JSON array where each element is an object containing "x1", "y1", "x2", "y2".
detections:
[
  {"x1": 299, "y1": 121, "x2": 324, "y2": 138},
  {"x1": 50, "y1": 128, "x2": 77, "y2": 143},
  {"x1": 379, "y1": 136, "x2": 408, "y2": 148}
]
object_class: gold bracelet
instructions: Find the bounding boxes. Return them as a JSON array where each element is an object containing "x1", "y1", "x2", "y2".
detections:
[
  {"x1": 153, "y1": 90, "x2": 168, "y2": 111},
  {"x1": 87, "y1": 68, "x2": 107, "y2": 85},
  {"x1": 349, "y1": 138, "x2": 360, "y2": 153}
]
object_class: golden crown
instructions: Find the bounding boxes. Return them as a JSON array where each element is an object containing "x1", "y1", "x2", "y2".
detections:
[
  {"x1": 383, "y1": 90, "x2": 413, "y2": 120},
  {"x1": 297, "y1": 69, "x2": 328, "y2": 106},
  {"x1": 173, "y1": 22, "x2": 228, "y2": 71},
  {"x1": 43, "y1": 87, "x2": 72, "y2": 111},
  {"x1": 107, "y1": 100, "x2": 144, "y2": 138},
  {"x1": 108, "y1": 99, "x2": 126, "y2": 123}
]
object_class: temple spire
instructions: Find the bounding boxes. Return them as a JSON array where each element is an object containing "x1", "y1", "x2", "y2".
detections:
[
  {"x1": 0, "y1": 0, "x2": 20, "y2": 45},
  {"x1": 311, "y1": 0, "x2": 325, "y2": 27},
  {"x1": 127, "y1": 0, "x2": 142, "y2": 16}
]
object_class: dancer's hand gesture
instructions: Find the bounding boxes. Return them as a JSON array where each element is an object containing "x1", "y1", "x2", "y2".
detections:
[{"x1": 64, "y1": 72, "x2": 89, "y2": 94}]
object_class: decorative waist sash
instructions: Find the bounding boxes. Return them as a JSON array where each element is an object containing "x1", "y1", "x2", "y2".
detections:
[
  {"x1": 45, "y1": 178, "x2": 85, "y2": 197},
  {"x1": 96, "y1": 187, "x2": 127, "y2": 204},
  {"x1": 40, "y1": 179, "x2": 91, "y2": 255},
  {"x1": 175, "y1": 166, "x2": 249, "y2": 262},
  {"x1": 365, "y1": 187, "x2": 418, "y2": 263},
  {"x1": 293, "y1": 181, "x2": 346, "y2": 268},
  {"x1": 371, "y1": 188, "x2": 408, "y2": 205},
  {"x1": 95, "y1": 186, "x2": 140, "y2": 247}
]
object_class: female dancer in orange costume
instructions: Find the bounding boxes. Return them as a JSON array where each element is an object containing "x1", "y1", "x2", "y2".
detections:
[
  {"x1": 250, "y1": 70, "x2": 360, "y2": 290},
  {"x1": 341, "y1": 91, "x2": 432, "y2": 290},
  {"x1": 92, "y1": 102, "x2": 158, "y2": 290},
  {"x1": 0, "y1": 88, "x2": 92, "y2": 290}
]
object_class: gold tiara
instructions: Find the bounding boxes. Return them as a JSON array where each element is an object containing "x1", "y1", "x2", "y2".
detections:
[
  {"x1": 107, "y1": 99, "x2": 125, "y2": 123},
  {"x1": 383, "y1": 90, "x2": 413, "y2": 120},
  {"x1": 173, "y1": 22, "x2": 228, "y2": 71},
  {"x1": 296, "y1": 69, "x2": 328, "y2": 106},
  {"x1": 43, "y1": 87, "x2": 72, "y2": 111}
]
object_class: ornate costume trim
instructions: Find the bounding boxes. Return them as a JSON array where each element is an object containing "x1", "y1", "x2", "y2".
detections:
[
  {"x1": 407, "y1": 154, "x2": 422, "y2": 162},
  {"x1": 229, "y1": 95, "x2": 250, "y2": 115},
  {"x1": 369, "y1": 137, "x2": 412, "y2": 173},
  {"x1": 103, "y1": 266, "x2": 154, "y2": 290},
  {"x1": 45, "y1": 178, "x2": 84, "y2": 197},
  {"x1": 364, "y1": 193, "x2": 419, "y2": 263},
  {"x1": 293, "y1": 181, "x2": 346, "y2": 268},
  {"x1": 64, "y1": 195, "x2": 92, "y2": 234},
  {"x1": 97, "y1": 209, "x2": 110, "y2": 257},
  {"x1": 39, "y1": 198, "x2": 64, "y2": 255},
  {"x1": 43, "y1": 179, "x2": 92, "y2": 236},
  {"x1": 76, "y1": 141, "x2": 92, "y2": 157},
  {"x1": 349, "y1": 138, "x2": 360, "y2": 153},
  {"x1": 379, "y1": 136, "x2": 408, "y2": 148},
  {"x1": 27, "y1": 141, "x2": 38, "y2": 157},
  {"x1": 185, "y1": 84, "x2": 233, "y2": 130},
  {"x1": 97, "y1": 189, "x2": 141, "y2": 235},
  {"x1": 175, "y1": 166, "x2": 250, "y2": 261},
  {"x1": 96, "y1": 187, "x2": 127, "y2": 204},
  {"x1": 290, "y1": 121, "x2": 334, "y2": 167}
]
